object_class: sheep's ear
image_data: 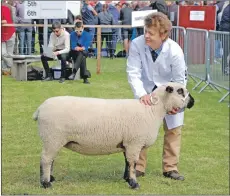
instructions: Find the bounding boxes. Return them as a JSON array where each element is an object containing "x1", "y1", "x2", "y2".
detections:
[{"x1": 166, "y1": 86, "x2": 174, "y2": 93}]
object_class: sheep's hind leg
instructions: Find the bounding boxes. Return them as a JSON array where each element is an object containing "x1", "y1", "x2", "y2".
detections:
[
  {"x1": 40, "y1": 146, "x2": 61, "y2": 188},
  {"x1": 125, "y1": 146, "x2": 142, "y2": 189},
  {"x1": 123, "y1": 152, "x2": 129, "y2": 182}
]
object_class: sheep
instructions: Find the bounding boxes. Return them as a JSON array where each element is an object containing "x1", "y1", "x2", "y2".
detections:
[{"x1": 33, "y1": 82, "x2": 195, "y2": 189}]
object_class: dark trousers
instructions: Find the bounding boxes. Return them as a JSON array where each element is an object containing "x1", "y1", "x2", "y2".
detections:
[
  {"x1": 111, "y1": 28, "x2": 118, "y2": 54},
  {"x1": 222, "y1": 35, "x2": 229, "y2": 74},
  {"x1": 101, "y1": 32, "x2": 113, "y2": 56},
  {"x1": 41, "y1": 51, "x2": 69, "y2": 78},
  {"x1": 71, "y1": 50, "x2": 88, "y2": 79},
  {"x1": 31, "y1": 27, "x2": 36, "y2": 53}
]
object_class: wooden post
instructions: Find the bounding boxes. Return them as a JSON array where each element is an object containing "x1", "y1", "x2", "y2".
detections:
[{"x1": 96, "y1": 27, "x2": 101, "y2": 74}]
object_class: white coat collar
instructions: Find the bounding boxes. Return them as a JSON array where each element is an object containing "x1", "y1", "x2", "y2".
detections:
[
  {"x1": 144, "y1": 38, "x2": 170, "y2": 54},
  {"x1": 144, "y1": 39, "x2": 170, "y2": 64}
]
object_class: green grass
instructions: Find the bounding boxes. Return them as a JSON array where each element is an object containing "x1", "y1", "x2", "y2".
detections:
[{"x1": 1, "y1": 58, "x2": 229, "y2": 195}]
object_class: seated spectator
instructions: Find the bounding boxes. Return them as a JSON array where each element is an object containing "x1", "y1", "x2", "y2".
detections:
[
  {"x1": 69, "y1": 22, "x2": 91, "y2": 84},
  {"x1": 41, "y1": 21, "x2": 70, "y2": 83}
]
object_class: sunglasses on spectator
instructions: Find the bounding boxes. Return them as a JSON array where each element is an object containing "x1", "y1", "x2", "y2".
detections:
[{"x1": 75, "y1": 30, "x2": 83, "y2": 33}]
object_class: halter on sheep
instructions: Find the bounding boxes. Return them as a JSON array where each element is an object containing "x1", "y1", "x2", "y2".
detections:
[{"x1": 33, "y1": 82, "x2": 194, "y2": 190}]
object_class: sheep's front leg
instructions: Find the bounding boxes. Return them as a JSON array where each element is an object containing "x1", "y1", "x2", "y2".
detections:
[{"x1": 125, "y1": 146, "x2": 142, "y2": 189}]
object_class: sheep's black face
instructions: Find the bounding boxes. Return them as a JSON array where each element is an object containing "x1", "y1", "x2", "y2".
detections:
[{"x1": 164, "y1": 82, "x2": 195, "y2": 111}]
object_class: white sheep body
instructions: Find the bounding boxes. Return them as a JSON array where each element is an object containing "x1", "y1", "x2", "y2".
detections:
[
  {"x1": 34, "y1": 96, "x2": 166, "y2": 156},
  {"x1": 34, "y1": 82, "x2": 194, "y2": 189}
]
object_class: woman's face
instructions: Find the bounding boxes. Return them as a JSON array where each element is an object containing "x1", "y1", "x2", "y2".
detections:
[{"x1": 144, "y1": 26, "x2": 167, "y2": 49}]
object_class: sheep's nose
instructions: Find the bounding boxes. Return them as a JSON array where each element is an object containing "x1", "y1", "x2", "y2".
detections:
[{"x1": 187, "y1": 94, "x2": 195, "y2": 109}]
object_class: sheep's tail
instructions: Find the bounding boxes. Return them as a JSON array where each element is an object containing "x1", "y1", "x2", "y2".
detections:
[{"x1": 33, "y1": 107, "x2": 40, "y2": 121}]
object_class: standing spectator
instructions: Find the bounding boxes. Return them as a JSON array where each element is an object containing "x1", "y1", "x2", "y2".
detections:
[
  {"x1": 41, "y1": 21, "x2": 70, "y2": 83},
  {"x1": 8, "y1": 0, "x2": 18, "y2": 55},
  {"x1": 15, "y1": 0, "x2": 32, "y2": 55},
  {"x1": 1, "y1": 1, "x2": 16, "y2": 74},
  {"x1": 81, "y1": 0, "x2": 98, "y2": 42},
  {"x1": 31, "y1": 20, "x2": 36, "y2": 54},
  {"x1": 98, "y1": 4, "x2": 114, "y2": 58},
  {"x1": 115, "y1": 3, "x2": 123, "y2": 42},
  {"x1": 137, "y1": 1, "x2": 152, "y2": 36},
  {"x1": 116, "y1": 2, "x2": 122, "y2": 11},
  {"x1": 95, "y1": 0, "x2": 103, "y2": 13},
  {"x1": 219, "y1": 3, "x2": 230, "y2": 75},
  {"x1": 150, "y1": 0, "x2": 168, "y2": 16},
  {"x1": 64, "y1": 10, "x2": 75, "y2": 34},
  {"x1": 120, "y1": 3, "x2": 133, "y2": 57},
  {"x1": 220, "y1": 3, "x2": 230, "y2": 32},
  {"x1": 108, "y1": 2, "x2": 120, "y2": 57},
  {"x1": 168, "y1": 1, "x2": 179, "y2": 26},
  {"x1": 69, "y1": 22, "x2": 91, "y2": 84},
  {"x1": 216, "y1": 0, "x2": 229, "y2": 30},
  {"x1": 131, "y1": 1, "x2": 140, "y2": 11}
]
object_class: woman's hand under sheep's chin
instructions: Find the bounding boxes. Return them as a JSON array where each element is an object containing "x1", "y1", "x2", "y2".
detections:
[{"x1": 167, "y1": 107, "x2": 180, "y2": 115}]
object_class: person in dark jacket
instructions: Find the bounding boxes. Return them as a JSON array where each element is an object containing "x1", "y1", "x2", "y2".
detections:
[
  {"x1": 219, "y1": 4, "x2": 230, "y2": 75},
  {"x1": 69, "y1": 22, "x2": 91, "y2": 84},
  {"x1": 215, "y1": 0, "x2": 228, "y2": 31},
  {"x1": 108, "y1": 3, "x2": 120, "y2": 58},
  {"x1": 120, "y1": 3, "x2": 133, "y2": 57},
  {"x1": 137, "y1": 1, "x2": 152, "y2": 36},
  {"x1": 150, "y1": 0, "x2": 168, "y2": 16},
  {"x1": 81, "y1": 0, "x2": 98, "y2": 42},
  {"x1": 220, "y1": 4, "x2": 230, "y2": 32},
  {"x1": 95, "y1": 0, "x2": 103, "y2": 14},
  {"x1": 98, "y1": 4, "x2": 114, "y2": 58}
]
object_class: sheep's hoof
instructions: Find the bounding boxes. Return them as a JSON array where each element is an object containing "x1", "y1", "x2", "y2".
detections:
[
  {"x1": 123, "y1": 174, "x2": 129, "y2": 182},
  {"x1": 41, "y1": 181, "x2": 52, "y2": 189},
  {"x1": 128, "y1": 179, "x2": 140, "y2": 190},
  {"x1": 50, "y1": 175, "x2": 55, "y2": 182}
]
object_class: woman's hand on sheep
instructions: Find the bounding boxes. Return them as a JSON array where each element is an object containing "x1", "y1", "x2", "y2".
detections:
[{"x1": 140, "y1": 94, "x2": 152, "y2": 106}]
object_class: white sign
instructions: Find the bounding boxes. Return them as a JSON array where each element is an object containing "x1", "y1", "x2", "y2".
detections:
[
  {"x1": 24, "y1": 1, "x2": 67, "y2": 19},
  {"x1": 67, "y1": 1, "x2": 81, "y2": 16},
  {"x1": 170, "y1": 12, "x2": 175, "y2": 22},
  {"x1": 132, "y1": 10, "x2": 157, "y2": 27},
  {"x1": 190, "y1": 11, "x2": 205, "y2": 21}
]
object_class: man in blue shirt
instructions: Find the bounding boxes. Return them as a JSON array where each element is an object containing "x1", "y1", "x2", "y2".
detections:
[{"x1": 69, "y1": 22, "x2": 91, "y2": 84}]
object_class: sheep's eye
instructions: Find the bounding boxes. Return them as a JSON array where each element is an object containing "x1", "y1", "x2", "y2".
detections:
[{"x1": 177, "y1": 88, "x2": 185, "y2": 97}]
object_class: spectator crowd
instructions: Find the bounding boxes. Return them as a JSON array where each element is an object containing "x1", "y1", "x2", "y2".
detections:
[{"x1": 1, "y1": 0, "x2": 230, "y2": 77}]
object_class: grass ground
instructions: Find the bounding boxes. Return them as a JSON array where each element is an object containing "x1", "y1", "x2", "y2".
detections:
[{"x1": 1, "y1": 58, "x2": 229, "y2": 195}]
